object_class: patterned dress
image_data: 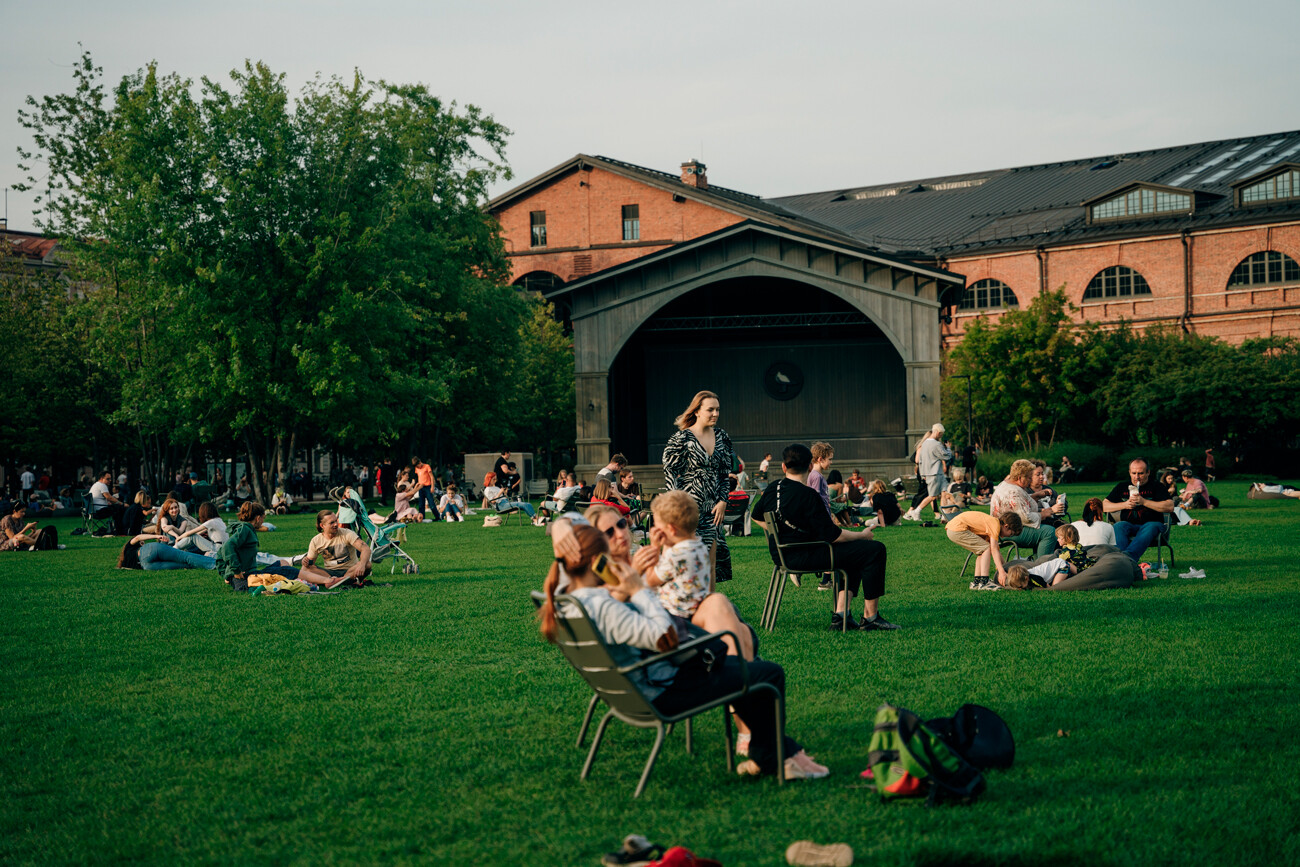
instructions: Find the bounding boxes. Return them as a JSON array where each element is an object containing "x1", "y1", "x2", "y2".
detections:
[{"x1": 662, "y1": 427, "x2": 734, "y2": 582}]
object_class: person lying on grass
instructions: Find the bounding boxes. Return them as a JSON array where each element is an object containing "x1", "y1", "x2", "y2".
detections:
[
  {"x1": 945, "y1": 509, "x2": 1022, "y2": 591},
  {"x1": 298, "y1": 510, "x2": 372, "y2": 589},
  {"x1": 539, "y1": 521, "x2": 829, "y2": 780},
  {"x1": 118, "y1": 533, "x2": 217, "y2": 571},
  {"x1": 1003, "y1": 557, "x2": 1077, "y2": 590},
  {"x1": 639, "y1": 490, "x2": 754, "y2": 660},
  {"x1": 215, "y1": 502, "x2": 301, "y2": 591}
]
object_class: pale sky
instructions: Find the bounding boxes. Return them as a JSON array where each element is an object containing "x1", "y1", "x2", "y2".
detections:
[{"x1": 3, "y1": 0, "x2": 1298, "y2": 232}]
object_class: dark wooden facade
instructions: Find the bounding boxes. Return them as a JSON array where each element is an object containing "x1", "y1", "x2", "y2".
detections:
[{"x1": 548, "y1": 221, "x2": 964, "y2": 478}]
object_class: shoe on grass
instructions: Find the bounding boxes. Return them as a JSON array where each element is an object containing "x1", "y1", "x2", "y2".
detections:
[
  {"x1": 783, "y1": 755, "x2": 829, "y2": 780},
  {"x1": 785, "y1": 840, "x2": 853, "y2": 867},
  {"x1": 788, "y1": 573, "x2": 802, "y2": 588},
  {"x1": 736, "y1": 759, "x2": 763, "y2": 776},
  {"x1": 857, "y1": 614, "x2": 900, "y2": 631},
  {"x1": 829, "y1": 612, "x2": 860, "y2": 631},
  {"x1": 602, "y1": 834, "x2": 664, "y2": 867},
  {"x1": 815, "y1": 575, "x2": 832, "y2": 591},
  {"x1": 969, "y1": 577, "x2": 989, "y2": 590}
]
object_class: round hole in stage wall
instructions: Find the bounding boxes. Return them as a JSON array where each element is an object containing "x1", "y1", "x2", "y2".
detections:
[{"x1": 763, "y1": 361, "x2": 804, "y2": 401}]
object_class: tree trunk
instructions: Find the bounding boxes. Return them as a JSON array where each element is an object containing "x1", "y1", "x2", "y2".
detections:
[{"x1": 243, "y1": 430, "x2": 267, "y2": 505}]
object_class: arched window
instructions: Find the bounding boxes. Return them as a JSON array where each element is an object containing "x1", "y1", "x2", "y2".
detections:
[
  {"x1": 1083, "y1": 266, "x2": 1151, "y2": 301},
  {"x1": 513, "y1": 271, "x2": 565, "y2": 294},
  {"x1": 958, "y1": 279, "x2": 1019, "y2": 311},
  {"x1": 1227, "y1": 251, "x2": 1300, "y2": 289}
]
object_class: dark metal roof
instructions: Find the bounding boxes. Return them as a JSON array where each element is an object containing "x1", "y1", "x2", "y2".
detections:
[
  {"x1": 767, "y1": 130, "x2": 1300, "y2": 257},
  {"x1": 486, "y1": 153, "x2": 867, "y2": 250}
]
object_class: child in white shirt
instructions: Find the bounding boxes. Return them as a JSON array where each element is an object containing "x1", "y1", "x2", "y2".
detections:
[{"x1": 642, "y1": 490, "x2": 752, "y2": 660}]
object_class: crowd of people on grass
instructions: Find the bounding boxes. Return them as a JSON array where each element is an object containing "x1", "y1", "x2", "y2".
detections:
[{"x1": 528, "y1": 390, "x2": 1263, "y2": 780}]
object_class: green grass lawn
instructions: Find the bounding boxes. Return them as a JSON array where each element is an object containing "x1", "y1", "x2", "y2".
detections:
[{"x1": 2, "y1": 483, "x2": 1298, "y2": 866}]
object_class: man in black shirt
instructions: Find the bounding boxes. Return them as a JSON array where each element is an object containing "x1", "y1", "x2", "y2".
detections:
[
  {"x1": 753, "y1": 443, "x2": 899, "y2": 632},
  {"x1": 1102, "y1": 457, "x2": 1174, "y2": 560}
]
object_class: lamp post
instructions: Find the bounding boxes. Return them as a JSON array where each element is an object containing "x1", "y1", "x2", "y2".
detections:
[{"x1": 949, "y1": 374, "x2": 973, "y2": 447}]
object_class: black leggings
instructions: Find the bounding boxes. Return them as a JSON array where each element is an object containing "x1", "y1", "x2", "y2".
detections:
[{"x1": 654, "y1": 657, "x2": 798, "y2": 774}]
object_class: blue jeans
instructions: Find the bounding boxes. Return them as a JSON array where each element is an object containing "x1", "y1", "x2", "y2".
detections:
[
  {"x1": 140, "y1": 543, "x2": 217, "y2": 571},
  {"x1": 1114, "y1": 521, "x2": 1165, "y2": 561},
  {"x1": 497, "y1": 500, "x2": 536, "y2": 518},
  {"x1": 417, "y1": 485, "x2": 433, "y2": 514},
  {"x1": 252, "y1": 564, "x2": 300, "y2": 580}
]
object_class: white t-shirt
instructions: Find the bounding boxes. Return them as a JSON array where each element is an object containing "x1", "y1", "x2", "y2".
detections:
[
  {"x1": 90, "y1": 481, "x2": 112, "y2": 509},
  {"x1": 759, "y1": 459, "x2": 770, "y2": 473},
  {"x1": 483, "y1": 485, "x2": 503, "y2": 501},
  {"x1": 20, "y1": 471, "x2": 35, "y2": 490},
  {"x1": 200, "y1": 517, "x2": 229, "y2": 545},
  {"x1": 554, "y1": 484, "x2": 581, "y2": 502},
  {"x1": 1072, "y1": 520, "x2": 1116, "y2": 547}
]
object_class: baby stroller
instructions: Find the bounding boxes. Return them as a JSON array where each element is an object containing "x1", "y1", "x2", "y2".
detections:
[
  {"x1": 330, "y1": 486, "x2": 419, "y2": 574},
  {"x1": 723, "y1": 488, "x2": 751, "y2": 537}
]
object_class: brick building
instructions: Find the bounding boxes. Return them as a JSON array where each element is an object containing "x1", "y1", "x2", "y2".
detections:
[
  {"x1": 487, "y1": 133, "x2": 1300, "y2": 475},
  {"x1": 772, "y1": 130, "x2": 1300, "y2": 346},
  {"x1": 487, "y1": 156, "x2": 962, "y2": 475}
]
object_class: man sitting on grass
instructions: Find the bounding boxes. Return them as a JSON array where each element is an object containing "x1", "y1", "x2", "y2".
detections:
[
  {"x1": 945, "y1": 508, "x2": 1022, "y2": 590},
  {"x1": 752, "y1": 443, "x2": 899, "y2": 632},
  {"x1": 299, "y1": 510, "x2": 372, "y2": 588}
]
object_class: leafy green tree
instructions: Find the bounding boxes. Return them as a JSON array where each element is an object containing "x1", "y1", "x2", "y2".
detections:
[
  {"x1": 943, "y1": 290, "x2": 1109, "y2": 449},
  {"x1": 18, "y1": 53, "x2": 521, "y2": 500}
]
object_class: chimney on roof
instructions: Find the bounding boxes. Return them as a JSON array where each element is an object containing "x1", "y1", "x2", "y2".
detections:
[{"x1": 681, "y1": 160, "x2": 707, "y2": 190}]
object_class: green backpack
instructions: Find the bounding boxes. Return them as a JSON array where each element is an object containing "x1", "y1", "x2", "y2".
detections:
[{"x1": 868, "y1": 703, "x2": 987, "y2": 805}]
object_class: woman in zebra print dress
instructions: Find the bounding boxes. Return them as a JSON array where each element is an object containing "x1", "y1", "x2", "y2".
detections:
[{"x1": 662, "y1": 390, "x2": 734, "y2": 582}]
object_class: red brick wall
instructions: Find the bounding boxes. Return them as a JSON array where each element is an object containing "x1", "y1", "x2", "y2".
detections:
[
  {"x1": 942, "y1": 221, "x2": 1300, "y2": 346},
  {"x1": 492, "y1": 166, "x2": 743, "y2": 284}
]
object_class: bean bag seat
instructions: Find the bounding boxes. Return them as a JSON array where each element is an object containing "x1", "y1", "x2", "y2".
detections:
[
  {"x1": 1247, "y1": 488, "x2": 1294, "y2": 500},
  {"x1": 1008, "y1": 545, "x2": 1139, "y2": 591}
]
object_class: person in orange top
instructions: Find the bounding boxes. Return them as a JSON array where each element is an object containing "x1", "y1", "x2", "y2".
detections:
[
  {"x1": 412, "y1": 456, "x2": 435, "y2": 517},
  {"x1": 945, "y1": 510, "x2": 1022, "y2": 591}
]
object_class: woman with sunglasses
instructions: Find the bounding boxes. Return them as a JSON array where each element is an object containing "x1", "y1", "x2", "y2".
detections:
[{"x1": 560, "y1": 509, "x2": 810, "y2": 775}]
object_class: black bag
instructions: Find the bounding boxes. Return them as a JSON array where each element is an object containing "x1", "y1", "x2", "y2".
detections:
[
  {"x1": 33, "y1": 526, "x2": 59, "y2": 550},
  {"x1": 924, "y1": 703, "x2": 1015, "y2": 770}
]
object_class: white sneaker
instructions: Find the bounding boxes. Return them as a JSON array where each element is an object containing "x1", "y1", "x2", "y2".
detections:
[{"x1": 457, "y1": 515, "x2": 464, "y2": 522}]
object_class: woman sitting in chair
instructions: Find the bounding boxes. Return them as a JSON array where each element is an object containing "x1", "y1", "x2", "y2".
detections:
[
  {"x1": 1069, "y1": 497, "x2": 1117, "y2": 547},
  {"x1": 539, "y1": 521, "x2": 828, "y2": 780},
  {"x1": 589, "y1": 479, "x2": 631, "y2": 517}
]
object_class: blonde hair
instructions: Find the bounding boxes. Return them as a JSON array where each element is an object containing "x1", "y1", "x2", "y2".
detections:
[
  {"x1": 583, "y1": 504, "x2": 622, "y2": 527},
  {"x1": 1056, "y1": 524, "x2": 1079, "y2": 545},
  {"x1": 1005, "y1": 565, "x2": 1030, "y2": 590},
  {"x1": 592, "y1": 479, "x2": 613, "y2": 500},
  {"x1": 651, "y1": 489, "x2": 699, "y2": 535},
  {"x1": 674, "y1": 390, "x2": 720, "y2": 430},
  {"x1": 951, "y1": 467, "x2": 966, "y2": 482},
  {"x1": 1009, "y1": 459, "x2": 1035, "y2": 485},
  {"x1": 811, "y1": 442, "x2": 834, "y2": 462},
  {"x1": 868, "y1": 479, "x2": 888, "y2": 496}
]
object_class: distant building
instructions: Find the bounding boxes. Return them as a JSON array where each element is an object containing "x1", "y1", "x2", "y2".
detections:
[
  {"x1": 490, "y1": 136, "x2": 1300, "y2": 474},
  {"x1": 773, "y1": 129, "x2": 1300, "y2": 346},
  {"x1": 488, "y1": 157, "x2": 962, "y2": 475}
]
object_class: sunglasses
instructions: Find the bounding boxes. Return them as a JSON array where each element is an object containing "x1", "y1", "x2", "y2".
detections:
[{"x1": 603, "y1": 518, "x2": 629, "y2": 537}]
